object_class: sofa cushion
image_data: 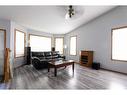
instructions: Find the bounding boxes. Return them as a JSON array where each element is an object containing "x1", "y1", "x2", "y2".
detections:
[
  {"x1": 44, "y1": 52, "x2": 52, "y2": 56},
  {"x1": 44, "y1": 52, "x2": 52, "y2": 59},
  {"x1": 52, "y1": 51, "x2": 59, "y2": 58},
  {"x1": 32, "y1": 52, "x2": 45, "y2": 57}
]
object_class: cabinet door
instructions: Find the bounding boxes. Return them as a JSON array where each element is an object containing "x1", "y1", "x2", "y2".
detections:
[{"x1": 0, "y1": 30, "x2": 6, "y2": 75}]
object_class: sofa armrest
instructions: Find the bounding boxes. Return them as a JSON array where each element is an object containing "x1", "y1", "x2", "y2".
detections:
[
  {"x1": 32, "y1": 57, "x2": 40, "y2": 68},
  {"x1": 32, "y1": 57, "x2": 41, "y2": 60},
  {"x1": 32, "y1": 57, "x2": 49, "y2": 70},
  {"x1": 58, "y1": 55, "x2": 66, "y2": 59}
]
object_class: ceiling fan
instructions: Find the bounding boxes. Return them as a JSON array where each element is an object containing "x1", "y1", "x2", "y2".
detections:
[
  {"x1": 65, "y1": 5, "x2": 84, "y2": 20},
  {"x1": 65, "y1": 5, "x2": 75, "y2": 19}
]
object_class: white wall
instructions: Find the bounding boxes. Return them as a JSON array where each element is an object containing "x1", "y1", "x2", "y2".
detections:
[
  {"x1": 65, "y1": 6, "x2": 127, "y2": 74},
  {"x1": 0, "y1": 20, "x2": 30, "y2": 74},
  {"x1": 0, "y1": 19, "x2": 10, "y2": 75},
  {"x1": 10, "y1": 21, "x2": 28, "y2": 68},
  {"x1": 0, "y1": 19, "x2": 10, "y2": 48}
]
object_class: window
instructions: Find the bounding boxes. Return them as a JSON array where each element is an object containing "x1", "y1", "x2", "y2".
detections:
[
  {"x1": 55, "y1": 37, "x2": 64, "y2": 54},
  {"x1": 14, "y1": 29, "x2": 25, "y2": 57},
  {"x1": 29, "y1": 34, "x2": 51, "y2": 52},
  {"x1": 70, "y1": 36, "x2": 77, "y2": 55},
  {"x1": 112, "y1": 27, "x2": 127, "y2": 61}
]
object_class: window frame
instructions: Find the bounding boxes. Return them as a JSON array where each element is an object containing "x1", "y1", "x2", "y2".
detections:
[
  {"x1": 54, "y1": 37, "x2": 64, "y2": 54},
  {"x1": 14, "y1": 29, "x2": 26, "y2": 58},
  {"x1": 70, "y1": 36, "x2": 77, "y2": 56},
  {"x1": 111, "y1": 26, "x2": 127, "y2": 62},
  {"x1": 29, "y1": 34, "x2": 52, "y2": 52}
]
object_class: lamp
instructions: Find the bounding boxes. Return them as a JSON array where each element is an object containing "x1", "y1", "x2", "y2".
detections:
[{"x1": 65, "y1": 5, "x2": 75, "y2": 19}]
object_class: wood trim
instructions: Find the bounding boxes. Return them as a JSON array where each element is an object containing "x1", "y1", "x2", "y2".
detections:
[
  {"x1": 28, "y1": 33, "x2": 52, "y2": 51},
  {"x1": 111, "y1": 26, "x2": 127, "y2": 62},
  {"x1": 0, "y1": 29, "x2": 6, "y2": 57},
  {"x1": 0, "y1": 29, "x2": 6, "y2": 51},
  {"x1": 0, "y1": 29, "x2": 6, "y2": 31},
  {"x1": 112, "y1": 25, "x2": 127, "y2": 30},
  {"x1": 101, "y1": 68, "x2": 127, "y2": 76},
  {"x1": 14, "y1": 29, "x2": 26, "y2": 58},
  {"x1": 69, "y1": 35, "x2": 77, "y2": 56},
  {"x1": 54, "y1": 37, "x2": 64, "y2": 54},
  {"x1": 0, "y1": 29, "x2": 6, "y2": 55},
  {"x1": 0, "y1": 29, "x2": 6, "y2": 81}
]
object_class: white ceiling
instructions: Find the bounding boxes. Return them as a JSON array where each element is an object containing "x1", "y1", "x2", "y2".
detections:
[{"x1": 0, "y1": 6, "x2": 116, "y2": 34}]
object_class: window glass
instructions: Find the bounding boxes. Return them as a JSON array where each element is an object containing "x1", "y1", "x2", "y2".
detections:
[
  {"x1": 55, "y1": 38, "x2": 64, "y2": 54},
  {"x1": 15, "y1": 30, "x2": 25, "y2": 57},
  {"x1": 70, "y1": 36, "x2": 77, "y2": 55},
  {"x1": 112, "y1": 27, "x2": 127, "y2": 61},
  {"x1": 30, "y1": 35, "x2": 51, "y2": 52}
]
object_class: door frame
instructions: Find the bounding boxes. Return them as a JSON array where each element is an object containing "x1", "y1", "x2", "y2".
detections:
[
  {"x1": 0, "y1": 29, "x2": 6, "y2": 50},
  {"x1": 0, "y1": 29, "x2": 6, "y2": 71}
]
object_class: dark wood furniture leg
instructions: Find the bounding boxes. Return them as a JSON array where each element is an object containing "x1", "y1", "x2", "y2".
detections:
[
  {"x1": 48, "y1": 64, "x2": 50, "y2": 72},
  {"x1": 72, "y1": 63, "x2": 74, "y2": 76},
  {"x1": 54, "y1": 67, "x2": 57, "y2": 77}
]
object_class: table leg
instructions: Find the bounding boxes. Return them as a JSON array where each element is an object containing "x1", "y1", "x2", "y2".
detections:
[
  {"x1": 72, "y1": 63, "x2": 74, "y2": 76},
  {"x1": 48, "y1": 65, "x2": 50, "y2": 72},
  {"x1": 54, "y1": 67, "x2": 57, "y2": 77}
]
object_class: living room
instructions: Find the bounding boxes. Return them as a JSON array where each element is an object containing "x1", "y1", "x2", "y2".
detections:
[{"x1": 0, "y1": 0, "x2": 127, "y2": 94}]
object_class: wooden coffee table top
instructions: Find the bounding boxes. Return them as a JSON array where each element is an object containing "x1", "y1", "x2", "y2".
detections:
[{"x1": 49, "y1": 60, "x2": 74, "y2": 66}]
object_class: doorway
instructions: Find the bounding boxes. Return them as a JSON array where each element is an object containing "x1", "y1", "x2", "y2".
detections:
[{"x1": 0, "y1": 29, "x2": 6, "y2": 80}]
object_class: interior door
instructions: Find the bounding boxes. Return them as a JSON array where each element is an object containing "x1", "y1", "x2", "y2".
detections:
[{"x1": 0, "y1": 29, "x2": 6, "y2": 75}]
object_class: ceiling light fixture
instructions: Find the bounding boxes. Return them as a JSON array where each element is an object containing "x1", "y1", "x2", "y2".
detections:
[{"x1": 65, "y1": 5, "x2": 75, "y2": 19}]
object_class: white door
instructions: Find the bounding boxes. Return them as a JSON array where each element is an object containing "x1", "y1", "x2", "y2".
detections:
[{"x1": 0, "y1": 30, "x2": 5, "y2": 75}]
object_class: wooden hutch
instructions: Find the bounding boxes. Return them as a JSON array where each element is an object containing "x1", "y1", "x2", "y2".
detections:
[{"x1": 79, "y1": 50, "x2": 93, "y2": 67}]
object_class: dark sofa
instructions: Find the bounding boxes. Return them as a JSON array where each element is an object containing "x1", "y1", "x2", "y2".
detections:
[{"x1": 31, "y1": 51, "x2": 65, "y2": 70}]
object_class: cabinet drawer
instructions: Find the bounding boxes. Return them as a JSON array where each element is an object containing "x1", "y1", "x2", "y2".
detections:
[{"x1": 81, "y1": 51, "x2": 88, "y2": 55}]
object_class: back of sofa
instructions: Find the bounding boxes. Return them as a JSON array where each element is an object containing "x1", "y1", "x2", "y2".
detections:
[
  {"x1": 32, "y1": 52, "x2": 45, "y2": 57},
  {"x1": 31, "y1": 51, "x2": 60, "y2": 59}
]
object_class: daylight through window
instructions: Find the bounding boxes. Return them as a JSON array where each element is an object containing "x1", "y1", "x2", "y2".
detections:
[
  {"x1": 112, "y1": 27, "x2": 127, "y2": 61},
  {"x1": 70, "y1": 36, "x2": 77, "y2": 55},
  {"x1": 15, "y1": 30, "x2": 25, "y2": 57},
  {"x1": 55, "y1": 37, "x2": 64, "y2": 54},
  {"x1": 30, "y1": 35, "x2": 51, "y2": 52}
]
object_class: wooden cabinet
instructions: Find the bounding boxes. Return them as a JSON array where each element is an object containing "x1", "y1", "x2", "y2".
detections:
[{"x1": 79, "y1": 51, "x2": 93, "y2": 67}]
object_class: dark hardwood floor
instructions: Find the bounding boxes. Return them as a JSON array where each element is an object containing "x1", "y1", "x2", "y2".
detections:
[{"x1": 2, "y1": 64, "x2": 127, "y2": 89}]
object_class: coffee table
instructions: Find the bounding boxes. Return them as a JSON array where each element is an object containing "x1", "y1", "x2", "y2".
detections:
[{"x1": 48, "y1": 60, "x2": 74, "y2": 77}]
